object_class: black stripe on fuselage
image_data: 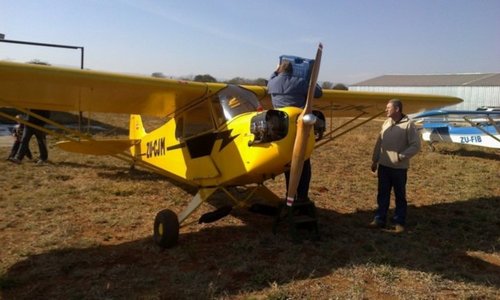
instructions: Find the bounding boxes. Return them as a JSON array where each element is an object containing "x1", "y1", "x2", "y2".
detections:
[{"x1": 166, "y1": 129, "x2": 238, "y2": 159}]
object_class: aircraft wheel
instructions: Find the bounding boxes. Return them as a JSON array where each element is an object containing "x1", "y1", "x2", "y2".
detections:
[{"x1": 153, "y1": 209, "x2": 179, "y2": 248}]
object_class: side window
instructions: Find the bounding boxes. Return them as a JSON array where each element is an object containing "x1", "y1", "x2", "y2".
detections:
[
  {"x1": 211, "y1": 96, "x2": 226, "y2": 127},
  {"x1": 174, "y1": 85, "x2": 260, "y2": 139},
  {"x1": 211, "y1": 85, "x2": 260, "y2": 125},
  {"x1": 182, "y1": 101, "x2": 214, "y2": 138}
]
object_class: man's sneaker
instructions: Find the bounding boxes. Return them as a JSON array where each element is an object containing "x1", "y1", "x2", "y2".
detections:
[
  {"x1": 394, "y1": 224, "x2": 405, "y2": 233},
  {"x1": 8, "y1": 157, "x2": 21, "y2": 164},
  {"x1": 35, "y1": 159, "x2": 47, "y2": 165},
  {"x1": 368, "y1": 219, "x2": 386, "y2": 229}
]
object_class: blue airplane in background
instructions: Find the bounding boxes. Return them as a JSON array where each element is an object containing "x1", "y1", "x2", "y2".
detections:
[{"x1": 413, "y1": 107, "x2": 500, "y2": 150}]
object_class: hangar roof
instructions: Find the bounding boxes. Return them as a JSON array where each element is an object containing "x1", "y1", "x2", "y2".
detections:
[{"x1": 352, "y1": 73, "x2": 500, "y2": 86}]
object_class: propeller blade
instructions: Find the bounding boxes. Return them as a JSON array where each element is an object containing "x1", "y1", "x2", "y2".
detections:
[{"x1": 286, "y1": 43, "x2": 323, "y2": 207}]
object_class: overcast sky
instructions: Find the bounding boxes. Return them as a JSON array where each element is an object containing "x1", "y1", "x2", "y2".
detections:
[{"x1": 1, "y1": 0, "x2": 499, "y2": 84}]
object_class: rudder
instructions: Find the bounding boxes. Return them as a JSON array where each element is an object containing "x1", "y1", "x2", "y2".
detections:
[
  {"x1": 129, "y1": 114, "x2": 146, "y2": 158},
  {"x1": 130, "y1": 114, "x2": 147, "y2": 140}
]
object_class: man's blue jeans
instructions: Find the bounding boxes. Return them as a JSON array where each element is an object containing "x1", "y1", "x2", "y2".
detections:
[
  {"x1": 285, "y1": 159, "x2": 311, "y2": 201},
  {"x1": 16, "y1": 126, "x2": 48, "y2": 161},
  {"x1": 375, "y1": 164, "x2": 408, "y2": 226}
]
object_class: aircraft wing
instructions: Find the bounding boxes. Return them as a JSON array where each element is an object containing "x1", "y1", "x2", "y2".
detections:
[
  {"x1": 315, "y1": 90, "x2": 462, "y2": 117},
  {"x1": 248, "y1": 88, "x2": 463, "y2": 117},
  {"x1": 414, "y1": 109, "x2": 500, "y2": 118},
  {"x1": 1, "y1": 61, "x2": 462, "y2": 119},
  {"x1": 0, "y1": 61, "x2": 226, "y2": 117}
]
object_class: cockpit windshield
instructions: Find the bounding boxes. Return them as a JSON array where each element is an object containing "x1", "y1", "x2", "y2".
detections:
[{"x1": 211, "y1": 85, "x2": 260, "y2": 125}]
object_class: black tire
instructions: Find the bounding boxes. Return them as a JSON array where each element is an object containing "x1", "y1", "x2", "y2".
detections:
[{"x1": 153, "y1": 209, "x2": 179, "y2": 248}]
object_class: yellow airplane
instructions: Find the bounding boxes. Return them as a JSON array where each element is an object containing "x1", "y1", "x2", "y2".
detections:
[{"x1": 0, "y1": 44, "x2": 461, "y2": 248}]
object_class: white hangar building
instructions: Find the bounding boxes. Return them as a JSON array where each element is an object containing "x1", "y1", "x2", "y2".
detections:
[{"x1": 349, "y1": 73, "x2": 500, "y2": 110}]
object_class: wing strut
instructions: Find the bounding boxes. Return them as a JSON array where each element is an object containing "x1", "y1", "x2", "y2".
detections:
[
  {"x1": 0, "y1": 99, "x2": 161, "y2": 174},
  {"x1": 0, "y1": 101, "x2": 88, "y2": 142},
  {"x1": 463, "y1": 116, "x2": 500, "y2": 143},
  {"x1": 315, "y1": 110, "x2": 385, "y2": 149},
  {"x1": 178, "y1": 187, "x2": 218, "y2": 225},
  {"x1": 486, "y1": 116, "x2": 500, "y2": 134}
]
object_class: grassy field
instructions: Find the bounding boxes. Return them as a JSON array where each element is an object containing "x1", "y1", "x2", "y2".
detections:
[{"x1": 0, "y1": 115, "x2": 499, "y2": 299}]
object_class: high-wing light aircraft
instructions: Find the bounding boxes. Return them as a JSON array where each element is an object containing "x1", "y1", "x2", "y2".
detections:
[
  {"x1": 0, "y1": 45, "x2": 462, "y2": 248},
  {"x1": 414, "y1": 107, "x2": 500, "y2": 150}
]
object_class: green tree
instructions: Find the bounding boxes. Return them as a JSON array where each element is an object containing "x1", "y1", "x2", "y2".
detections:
[
  {"x1": 226, "y1": 77, "x2": 246, "y2": 85},
  {"x1": 251, "y1": 78, "x2": 268, "y2": 86},
  {"x1": 151, "y1": 72, "x2": 166, "y2": 78},
  {"x1": 321, "y1": 81, "x2": 333, "y2": 89},
  {"x1": 226, "y1": 77, "x2": 267, "y2": 86},
  {"x1": 194, "y1": 74, "x2": 217, "y2": 82},
  {"x1": 333, "y1": 83, "x2": 348, "y2": 90},
  {"x1": 27, "y1": 59, "x2": 50, "y2": 66}
]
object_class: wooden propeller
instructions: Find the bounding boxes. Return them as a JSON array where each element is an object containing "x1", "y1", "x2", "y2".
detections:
[{"x1": 286, "y1": 43, "x2": 323, "y2": 207}]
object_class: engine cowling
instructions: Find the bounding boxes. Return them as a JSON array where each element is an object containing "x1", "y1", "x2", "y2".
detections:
[{"x1": 249, "y1": 109, "x2": 289, "y2": 145}]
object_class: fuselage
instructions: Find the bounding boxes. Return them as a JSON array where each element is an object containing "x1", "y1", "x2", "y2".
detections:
[
  {"x1": 421, "y1": 124, "x2": 500, "y2": 149},
  {"x1": 130, "y1": 85, "x2": 315, "y2": 187}
]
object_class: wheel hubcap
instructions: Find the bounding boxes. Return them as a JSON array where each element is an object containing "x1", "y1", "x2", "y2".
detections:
[{"x1": 158, "y1": 223, "x2": 164, "y2": 236}]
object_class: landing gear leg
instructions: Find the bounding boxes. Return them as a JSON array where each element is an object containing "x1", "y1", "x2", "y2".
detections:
[{"x1": 153, "y1": 188, "x2": 217, "y2": 248}]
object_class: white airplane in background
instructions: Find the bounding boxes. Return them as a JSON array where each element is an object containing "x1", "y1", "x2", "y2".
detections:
[{"x1": 414, "y1": 107, "x2": 500, "y2": 150}]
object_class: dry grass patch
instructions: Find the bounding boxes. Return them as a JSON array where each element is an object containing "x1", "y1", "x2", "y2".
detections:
[{"x1": 0, "y1": 118, "x2": 499, "y2": 299}]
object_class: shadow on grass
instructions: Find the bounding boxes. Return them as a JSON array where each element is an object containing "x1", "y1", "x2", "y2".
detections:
[
  {"x1": 3, "y1": 196, "x2": 499, "y2": 299},
  {"x1": 436, "y1": 147, "x2": 500, "y2": 161},
  {"x1": 48, "y1": 160, "x2": 198, "y2": 195}
]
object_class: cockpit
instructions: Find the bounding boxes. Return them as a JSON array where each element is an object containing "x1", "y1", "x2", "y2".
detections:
[
  {"x1": 212, "y1": 85, "x2": 261, "y2": 123},
  {"x1": 176, "y1": 85, "x2": 261, "y2": 140}
]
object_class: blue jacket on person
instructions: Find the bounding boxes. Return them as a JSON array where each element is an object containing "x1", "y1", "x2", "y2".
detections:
[{"x1": 267, "y1": 72, "x2": 322, "y2": 109}]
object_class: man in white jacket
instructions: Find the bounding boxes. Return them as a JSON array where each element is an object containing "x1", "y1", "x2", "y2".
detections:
[{"x1": 370, "y1": 99, "x2": 421, "y2": 232}]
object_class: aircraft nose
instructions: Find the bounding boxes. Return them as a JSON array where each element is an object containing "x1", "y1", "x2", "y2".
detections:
[{"x1": 302, "y1": 113, "x2": 317, "y2": 125}]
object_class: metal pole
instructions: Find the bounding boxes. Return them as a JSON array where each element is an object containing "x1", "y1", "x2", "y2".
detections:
[
  {"x1": 0, "y1": 37, "x2": 87, "y2": 130},
  {"x1": 0, "y1": 38, "x2": 84, "y2": 69},
  {"x1": 80, "y1": 47, "x2": 84, "y2": 69}
]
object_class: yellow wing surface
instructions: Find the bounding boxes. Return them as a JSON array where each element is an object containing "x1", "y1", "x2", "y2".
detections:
[
  {"x1": 245, "y1": 87, "x2": 462, "y2": 117},
  {"x1": 0, "y1": 61, "x2": 226, "y2": 116},
  {"x1": 1, "y1": 61, "x2": 461, "y2": 118},
  {"x1": 314, "y1": 90, "x2": 462, "y2": 117},
  {"x1": 56, "y1": 139, "x2": 140, "y2": 155}
]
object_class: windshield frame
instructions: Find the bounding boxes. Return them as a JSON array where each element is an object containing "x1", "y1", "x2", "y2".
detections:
[{"x1": 211, "y1": 85, "x2": 260, "y2": 127}]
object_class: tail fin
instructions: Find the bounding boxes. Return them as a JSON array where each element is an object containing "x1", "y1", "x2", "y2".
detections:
[
  {"x1": 130, "y1": 114, "x2": 147, "y2": 140},
  {"x1": 129, "y1": 114, "x2": 146, "y2": 158}
]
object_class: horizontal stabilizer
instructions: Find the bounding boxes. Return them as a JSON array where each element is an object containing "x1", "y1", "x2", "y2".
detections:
[{"x1": 56, "y1": 139, "x2": 140, "y2": 155}]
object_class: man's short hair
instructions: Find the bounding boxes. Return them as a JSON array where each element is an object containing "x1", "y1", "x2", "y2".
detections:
[
  {"x1": 389, "y1": 98, "x2": 403, "y2": 113},
  {"x1": 278, "y1": 60, "x2": 293, "y2": 74}
]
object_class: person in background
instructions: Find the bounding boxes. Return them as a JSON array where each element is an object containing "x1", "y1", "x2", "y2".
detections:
[
  {"x1": 9, "y1": 109, "x2": 51, "y2": 165},
  {"x1": 267, "y1": 60, "x2": 322, "y2": 202},
  {"x1": 7, "y1": 114, "x2": 32, "y2": 161},
  {"x1": 370, "y1": 99, "x2": 421, "y2": 233}
]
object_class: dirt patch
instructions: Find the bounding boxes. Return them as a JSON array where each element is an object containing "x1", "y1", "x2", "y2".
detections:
[{"x1": 0, "y1": 118, "x2": 499, "y2": 299}]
